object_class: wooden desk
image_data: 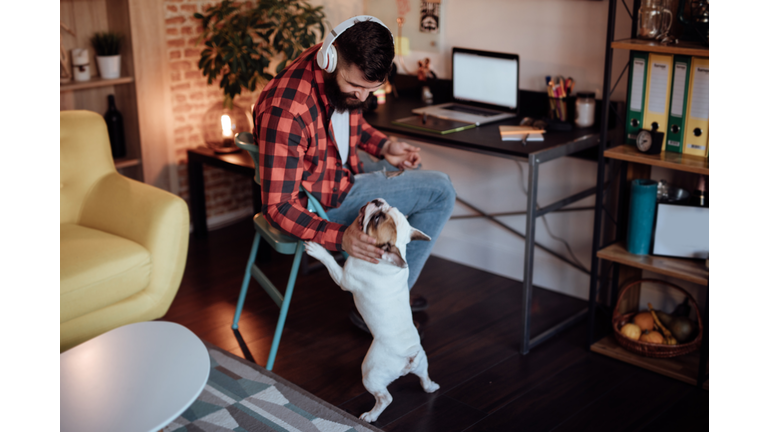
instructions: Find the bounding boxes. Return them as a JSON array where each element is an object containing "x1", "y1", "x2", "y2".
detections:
[
  {"x1": 365, "y1": 90, "x2": 612, "y2": 355},
  {"x1": 187, "y1": 146, "x2": 259, "y2": 238}
]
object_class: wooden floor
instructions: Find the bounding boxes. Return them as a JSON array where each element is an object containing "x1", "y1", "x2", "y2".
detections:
[{"x1": 163, "y1": 219, "x2": 708, "y2": 431}]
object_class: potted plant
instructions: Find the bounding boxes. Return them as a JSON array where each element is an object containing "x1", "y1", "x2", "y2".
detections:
[
  {"x1": 90, "y1": 31, "x2": 122, "y2": 79},
  {"x1": 193, "y1": 0, "x2": 326, "y2": 153}
]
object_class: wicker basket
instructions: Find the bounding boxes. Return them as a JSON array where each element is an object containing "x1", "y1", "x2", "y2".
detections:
[{"x1": 612, "y1": 279, "x2": 702, "y2": 358}]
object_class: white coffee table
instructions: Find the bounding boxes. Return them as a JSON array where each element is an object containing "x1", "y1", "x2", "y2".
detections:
[{"x1": 61, "y1": 321, "x2": 210, "y2": 432}]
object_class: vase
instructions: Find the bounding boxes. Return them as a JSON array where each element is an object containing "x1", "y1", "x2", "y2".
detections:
[
  {"x1": 626, "y1": 179, "x2": 658, "y2": 255},
  {"x1": 202, "y1": 101, "x2": 250, "y2": 154},
  {"x1": 96, "y1": 55, "x2": 121, "y2": 79}
]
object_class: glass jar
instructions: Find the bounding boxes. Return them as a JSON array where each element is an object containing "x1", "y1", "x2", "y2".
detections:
[
  {"x1": 574, "y1": 92, "x2": 595, "y2": 128},
  {"x1": 637, "y1": 0, "x2": 673, "y2": 40}
]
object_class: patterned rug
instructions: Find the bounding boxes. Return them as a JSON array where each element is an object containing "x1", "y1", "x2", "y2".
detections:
[{"x1": 162, "y1": 343, "x2": 382, "y2": 432}]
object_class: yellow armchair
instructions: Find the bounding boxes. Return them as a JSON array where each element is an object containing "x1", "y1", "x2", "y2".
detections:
[{"x1": 60, "y1": 110, "x2": 190, "y2": 351}]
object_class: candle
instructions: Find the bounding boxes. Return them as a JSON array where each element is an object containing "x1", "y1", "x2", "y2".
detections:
[
  {"x1": 374, "y1": 88, "x2": 386, "y2": 104},
  {"x1": 220, "y1": 114, "x2": 233, "y2": 138}
]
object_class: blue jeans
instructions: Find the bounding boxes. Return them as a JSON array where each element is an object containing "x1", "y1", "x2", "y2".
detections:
[{"x1": 326, "y1": 152, "x2": 456, "y2": 290}]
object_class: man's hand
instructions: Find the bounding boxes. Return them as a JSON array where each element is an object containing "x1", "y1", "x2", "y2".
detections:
[
  {"x1": 342, "y1": 215, "x2": 383, "y2": 264},
  {"x1": 382, "y1": 138, "x2": 421, "y2": 170}
]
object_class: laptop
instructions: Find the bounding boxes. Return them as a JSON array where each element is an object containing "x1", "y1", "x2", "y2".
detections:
[{"x1": 412, "y1": 47, "x2": 519, "y2": 126}]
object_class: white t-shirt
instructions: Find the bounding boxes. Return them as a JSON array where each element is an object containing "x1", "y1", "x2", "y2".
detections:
[{"x1": 330, "y1": 109, "x2": 350, "y2": 165}]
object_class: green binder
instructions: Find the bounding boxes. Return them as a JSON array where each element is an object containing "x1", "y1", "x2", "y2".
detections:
[
  {"x1": 664, "y1": 55, "x2": 691, "y2": 153},
  {"x1": 625, "y1": 51, "x2": 649, "y2": 145}
]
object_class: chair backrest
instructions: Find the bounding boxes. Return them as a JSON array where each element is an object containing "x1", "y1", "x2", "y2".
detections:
[
  {"x1": 61, "y1": 110, "x2": 118, "y2": 224},
  {"x1": 235, "y1": 132, "x2": 330, "y2": 220}
]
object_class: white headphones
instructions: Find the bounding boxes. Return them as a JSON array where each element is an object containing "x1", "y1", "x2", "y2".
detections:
[{"x1": 316, "y1": 15, "x2": 393, "y2": 73}]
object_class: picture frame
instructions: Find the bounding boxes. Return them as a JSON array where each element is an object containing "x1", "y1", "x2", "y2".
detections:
[{"x1": 650, "y1": 202, "x2": 709, "y2": 259}]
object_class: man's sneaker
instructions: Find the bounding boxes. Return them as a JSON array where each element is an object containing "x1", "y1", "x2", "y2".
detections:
[{"x1": 410, "y1": 294, "x2": 429, "y2": 312}]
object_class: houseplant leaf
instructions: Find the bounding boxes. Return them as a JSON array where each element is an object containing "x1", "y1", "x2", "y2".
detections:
[{"x1": 193, "y1": 0, "x2": 326, "y2": 101}]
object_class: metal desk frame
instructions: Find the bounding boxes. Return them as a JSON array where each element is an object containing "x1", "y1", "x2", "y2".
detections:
[{"x1": 387, "y1": 130, "x2": 600, "y2": 355}]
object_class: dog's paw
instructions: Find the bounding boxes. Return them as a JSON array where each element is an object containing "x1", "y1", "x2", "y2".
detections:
[
  {"x1": 423, "y1": 381, "x2": 440, "y2": 393},
  {"x1": 303, "y1": 242, "x2": 327, "y2": 260},
  {"x1": 359, "y1": 411, "x2": 379, "y2": 423}
]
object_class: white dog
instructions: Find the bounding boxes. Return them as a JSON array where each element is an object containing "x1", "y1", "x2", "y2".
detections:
[{"x1": 304, "y1": 198, "x2": 440, "y2": 423}]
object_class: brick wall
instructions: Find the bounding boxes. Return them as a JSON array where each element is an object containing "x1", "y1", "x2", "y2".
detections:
[{"x1": 164, "y1": 0, "x2": 257, "y2": 228}]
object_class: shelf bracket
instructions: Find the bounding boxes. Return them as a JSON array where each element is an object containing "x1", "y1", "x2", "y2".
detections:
[
  {"x1": 621, "y1": 0, "x2": 633, "y2": 21},
  {"x1": 609, "y1": 61, "x2": 630, "y2": 98},
  {"x1": 602, "y1": 204, "x2": 619, "y2": 227}
]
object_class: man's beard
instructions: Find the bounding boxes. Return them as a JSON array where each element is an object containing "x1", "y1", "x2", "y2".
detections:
[{"x1": 325, "y1": 71, "x2": 366, "y2": 113}]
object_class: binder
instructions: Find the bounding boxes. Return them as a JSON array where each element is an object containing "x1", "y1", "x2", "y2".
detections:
[
  {"x1": 642, "y1": 53, "x2": 674, "y2": 144},
  {"x1": 682, "y1": 57, "x2": 709, "y2": 157},
  {"x1": 625, "y1": 51, "x2": 649, "y2": 145},
  {"x1": 664, "y1": 55, "x2": 692, "y2": 154}
]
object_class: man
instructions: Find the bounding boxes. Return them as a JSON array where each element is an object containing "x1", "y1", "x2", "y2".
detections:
[{"x1": 252, "y1": 17, "x2": 455, "y2": 332}]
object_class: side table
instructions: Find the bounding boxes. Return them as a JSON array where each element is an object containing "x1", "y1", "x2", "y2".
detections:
[
  {"x1": 60, "y1": 321, "x2": 210, "y2": 432},
  {"x1": 187, "y1": 146, "x2": 259, "y2": 238}
]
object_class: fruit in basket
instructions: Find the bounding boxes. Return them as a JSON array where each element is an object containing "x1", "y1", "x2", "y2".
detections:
[
  {"x1": 655, "y1": 310, "x2": 673, "y2": 327},
  {"x1": 632, "y1": 311, "x2": 655, "y2": 331},
  {"x1": 672, "y1": 298, "x2": 691, "y2": 317},
  {"x1": 620, "y1": 323, "x2": 641, "y2": 340},
  {"x1": 668, "y1": 316, "x2": 695, "y2": 343},
  {"x1": 639, "y1": 330, "x2": 664, "y2": 344},
  {"x1": 648, "y1": 303, "x2": 687, "y2": 345}
]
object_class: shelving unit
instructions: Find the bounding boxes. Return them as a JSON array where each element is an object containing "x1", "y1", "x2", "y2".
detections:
[
  {"x1": 60, "y1": 0, "x2": 174, "y2": 191},
  {"x1": 587, "y1": 0, "x2": 709, "y2": 389},
  {"x1": 611, "y1": 38, "x2": 709, "y2": 57},
  {"x1": 597, "y1": 243, "x2": 708, "y2": 286},
  {"x1": 60, "y1": 0, "x2": 143, "y2": 182},
  {"x1": 591, "y1": 334, "x2": 708, "y2": 389},
  {"x1": 604, "y1": 144, "x2": 709, "y2": 175},
  {"x1": 60, "y1": 76, "x2": 135, "y2": 92},
  {"x1": 114, "y1": 157, "x2": 142, "y2": 169}
]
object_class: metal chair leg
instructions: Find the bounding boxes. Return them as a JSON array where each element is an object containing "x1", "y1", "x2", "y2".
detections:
[
  {"x1": 232, "y1": 232, "x2": 261, "y2": 330},
  {"x1": 265, "y1": 242, "x2": 305, "y2": 370}
]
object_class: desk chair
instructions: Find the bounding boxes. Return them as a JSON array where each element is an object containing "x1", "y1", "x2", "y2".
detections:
[{"x1": 233, "y1": 132, "x2": 345, "y2": 370}]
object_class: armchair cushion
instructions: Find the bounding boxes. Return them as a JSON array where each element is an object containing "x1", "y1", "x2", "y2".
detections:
[
  {"x1": 60, "y1": 223, "x2": 151, "y2": 323},
  {"x1": 60, "y1": 110, "x2": 190, "y2": 352}
]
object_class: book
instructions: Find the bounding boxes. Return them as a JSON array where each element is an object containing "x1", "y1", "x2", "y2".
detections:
[
  {"x1": 625, "y1": 51, "x2": 649, "y2": 145},
  {"x1": 642, "y1": 53, "x2": 674, "y2": 141},
  {"x1": 392, "y1": 116, "x2": 475, "y2": 134},
  {"x1": 499, "y1": 126, "x2": 545, "y2": 141},
  {"x1": 664, "y1": 55, "x2": 692, "y2": 154},
  {"x1": 682, "y1": 57, "x2": 709, "y2": 157}
]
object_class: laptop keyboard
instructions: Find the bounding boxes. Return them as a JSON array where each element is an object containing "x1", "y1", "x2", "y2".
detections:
[{"x1": 442, "y1": 104, "x2": 499, "y2": 117}]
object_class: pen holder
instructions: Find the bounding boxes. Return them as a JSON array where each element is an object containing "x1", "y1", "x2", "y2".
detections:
[
  {"x1": 626, "y1": 179, "x2": 658, "y2": 255},
  {"x1": 548, "y1": 97, "x2": 574, "y2": 123}
]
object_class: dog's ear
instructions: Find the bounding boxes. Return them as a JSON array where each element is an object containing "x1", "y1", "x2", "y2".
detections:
[
  {"x1": 410, "y1": 228, "x2": 431, "y2": 242},
  {"x1": 381, "y1": 243, "x2": 407, "y2": 268}
]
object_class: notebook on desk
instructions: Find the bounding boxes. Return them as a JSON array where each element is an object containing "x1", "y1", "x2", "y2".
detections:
[
  {"x1": 499, "y1": 126, "x2": 544, "y2": 142},
  {"x1": 393, "y1": 115, "x2": 476, "y2": 134},
  {"x1": 411, "y1": 47, "x2": 519, "y2": 126}
]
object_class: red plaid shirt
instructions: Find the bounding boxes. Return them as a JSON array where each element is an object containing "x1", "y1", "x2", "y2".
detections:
[{"x1": 253, "y1": 45, "x2": 389, "y2": 251}]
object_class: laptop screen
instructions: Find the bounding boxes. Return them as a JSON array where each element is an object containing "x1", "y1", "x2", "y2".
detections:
[{"x1": 452, "y1": 48, "x2": 519, "y2": 111}]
